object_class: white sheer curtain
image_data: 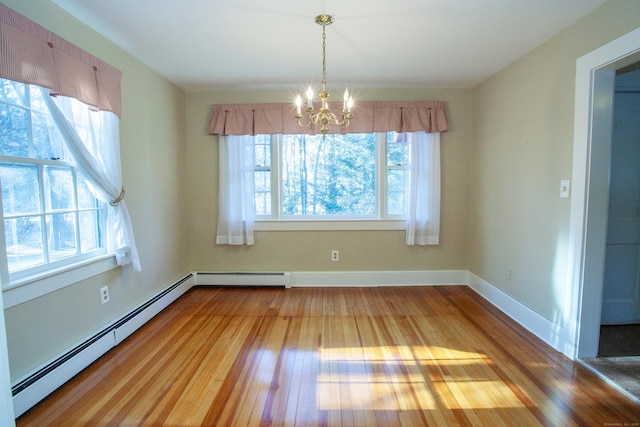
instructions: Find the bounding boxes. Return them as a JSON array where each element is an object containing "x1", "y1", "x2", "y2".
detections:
[
  {"x1": 216, "y1": 135, "x2": 255, "y2": 245},
  {"x1": 406, "y1": 132, "x2": 441, "y2": 245},
  {"x1": 40, "y1": 88, "x2": 141, "y2": 271}
]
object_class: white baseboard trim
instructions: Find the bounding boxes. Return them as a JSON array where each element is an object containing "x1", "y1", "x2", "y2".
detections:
[
  {"x1": 195, "y1": 271, "x2": 291, "y2": 288},
  {"x1": 467, "y1": 272, "x2": 571, "y2": 356},
  {"x1": 13, "y1": 332, "x2": 115, "y2": 418},
  {"x1": 11, "y1": 273, "x2": 195, "y2": 417},
  {"x1": 291, "y1": 270, "x2": 468, "y2": 287}
]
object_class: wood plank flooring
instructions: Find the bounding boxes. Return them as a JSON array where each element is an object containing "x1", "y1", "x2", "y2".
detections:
[{"x1": 16, "y1": 286, "x2": 640, "y2": 426}]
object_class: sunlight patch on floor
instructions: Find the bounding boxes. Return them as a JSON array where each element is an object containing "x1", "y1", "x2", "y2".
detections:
[{"x1": 316, "y1": 345, "x2": 528, "y2": 411}]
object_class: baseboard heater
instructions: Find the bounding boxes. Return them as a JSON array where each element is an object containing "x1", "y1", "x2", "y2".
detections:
[
  {"x1": 196, "y1": 271, "x2": 291, "y2": 288},
  {"x1": 11, "y1": 273, "x2": 195, "y2": 417}
]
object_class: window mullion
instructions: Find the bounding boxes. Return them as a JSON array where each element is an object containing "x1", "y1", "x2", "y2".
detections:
[
  {"x1": 0, "y1": 185, "x2": 9, "y2": 287},
  {"x1": 71, "y1": 168, "x2": 81, "y2": 255},
  {"x1": 37, "y1": 164, "x2": 49, "y2": 264},
  {"x1": 271, "y1": 134, "x2": 281, "y2": 220},
  {"x1": 377, "y1": 133, "x2": 387, "y2": 220}
]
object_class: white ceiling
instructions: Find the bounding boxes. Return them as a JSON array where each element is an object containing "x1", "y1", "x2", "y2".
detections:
[{"x1": 50, "y1": 0, "x2": 608, "y2": 92}]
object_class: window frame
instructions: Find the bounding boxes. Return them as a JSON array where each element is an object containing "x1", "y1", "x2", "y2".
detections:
[
  {"x1": 254, "y1": 132, "x2": 408, "y2": 231},
  {"x1": 0, "y1": 79, "x2": 111, "y2": 293},
  {"x1": 0, "y1": 156, "x2": 108, "y2": 284}
]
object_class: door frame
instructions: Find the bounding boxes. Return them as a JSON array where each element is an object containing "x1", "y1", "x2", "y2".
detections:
[{"x1": 569, "y1": 27, "x2": 640, "y2": 359}]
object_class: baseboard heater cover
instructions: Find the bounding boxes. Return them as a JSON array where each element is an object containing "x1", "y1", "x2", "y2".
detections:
[
  {"x1": 196, "y1": 271, "x2": 291, "y2": 288},
  {"x1": 11, "y1": 273, "x2": 194, "y2": 417}
]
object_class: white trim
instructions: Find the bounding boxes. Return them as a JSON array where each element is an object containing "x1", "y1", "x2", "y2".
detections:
[
  {"x1": 11, "y1": 274, "x2": 195, "y2": 417},
  {"x1": 12, "y1": 333, "x2": 114, "y2": 418},
  {"x1": 467, "y1": 273, "x2": 569, "y2": 355},
  {"x1": 254, "y1": 219, "x2": 405, "y2": 231},
  {"x1": 291, "y1": 270, "x2": 467, "y2": 287},
  {"x1": 569, "y1": 27, "x2": 640, "y2": 359},
  {"x1": 195, "y1": 271, "x2": 292, "y2": 288},
  {"x1": 2, "y1": 255, "x2": 118, "y2": 309}
]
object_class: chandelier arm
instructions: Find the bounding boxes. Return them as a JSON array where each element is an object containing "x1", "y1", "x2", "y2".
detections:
[{"x1": 298, "y1": 109, "x2": 352, "y2": 133}]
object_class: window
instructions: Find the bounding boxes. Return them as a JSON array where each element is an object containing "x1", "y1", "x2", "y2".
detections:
[
  {"x1": 0, "y1": 79, "x2": 107, "y2": 282},
  {"x1": 253, "y1": 132, "x2": 409, "y2": 221}
]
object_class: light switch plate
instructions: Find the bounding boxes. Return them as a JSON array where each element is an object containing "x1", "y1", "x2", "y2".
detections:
[{"x1": 560, "y1": 180, "x2": 570, "y2": 198}]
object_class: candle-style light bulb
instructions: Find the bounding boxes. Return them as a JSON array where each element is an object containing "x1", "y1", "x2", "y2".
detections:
[
  {"x1": 295, "y1": 95, "x2": 302, "y2": 115},
  {"x1": 347, "y1": 96, "x2": 354, "y2": 113},
  {"x1": 343, "y1": 88, "x2": 349, "y2": 111},
  {"x1": 306, "y1": 87, "x2": 314, "y2": 110}
]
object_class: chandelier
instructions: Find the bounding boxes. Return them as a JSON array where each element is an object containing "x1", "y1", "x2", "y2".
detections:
[{"x1": 295, "y1": 14, "x2": 353, "y2": 134}]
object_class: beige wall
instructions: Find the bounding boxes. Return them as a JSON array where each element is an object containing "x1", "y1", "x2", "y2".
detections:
[
  {"x1": 469, "y1": 0, "x2": 640, "y2": 322},
  {"x1": 186, "y1": 88, "x2": 472, "y2": 272},
  {"x1": 1, "y1": 0, "x2": 189, "y2": 381}
]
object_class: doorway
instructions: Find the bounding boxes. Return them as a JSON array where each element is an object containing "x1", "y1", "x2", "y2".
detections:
[
  {"x1": 599, "y1": 64, "x2": 640, "y2": 357},
  {"x1": 571, "y1": 30, "x2": 640, "y2": 401},
  {"x1": 572, "y1": 28, "x2": 640, "y2": 359}
]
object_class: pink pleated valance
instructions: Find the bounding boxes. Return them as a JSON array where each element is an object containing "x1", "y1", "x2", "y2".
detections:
[
  {"x1": 0, "y1": 4, "x2": 122, "y2": 117},
  {"x1": 209, "y1": 100, "x2": 448, "y2": 136}
]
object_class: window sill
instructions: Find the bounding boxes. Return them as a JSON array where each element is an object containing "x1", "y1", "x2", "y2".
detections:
[
  {"x1": 254, "y1": 219, "x2": 406, "y2": 231},
  {"x1": 2, "y1": 255, "x2": 118, "y2": 309}
]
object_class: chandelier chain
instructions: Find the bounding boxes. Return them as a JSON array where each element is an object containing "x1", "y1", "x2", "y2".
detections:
[{"x1": 321, "y1": 24, "x2": 327, "y2": 91}]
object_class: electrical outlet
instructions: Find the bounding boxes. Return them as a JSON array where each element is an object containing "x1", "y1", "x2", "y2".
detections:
[
  {"x1": 331, "y1": 250, "x2": 339, "y2": 261},
  {"x1": 100, "y1": 286, "x2": 110, "y2": 304}
]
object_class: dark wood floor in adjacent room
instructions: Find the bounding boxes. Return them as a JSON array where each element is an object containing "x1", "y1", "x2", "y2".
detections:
[{"x1": 16, "y1": 286, "x2": 640, "y2": 426}]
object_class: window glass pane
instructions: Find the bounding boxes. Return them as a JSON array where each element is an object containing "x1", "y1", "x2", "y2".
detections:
[
  {"x1": 387, "y1": 169, "x2": 406, "y2": 215},
  {"x1": 67, "y1": 105, "x2": 93, "y2": 149},
  {"x1": 28, "y1": 84, "x2": 48, "y2": 114},
  {"x1": 254, "y1": 170, "x2": 271, "y2": 215},
  {"x1": 46, "y1": 212, "x2": 78, "y2": 261},
  {"x1": 387, "y1": 131, "x2": 408, "y2": 166},
  {"x1": 254, "y1": 192, "x2": 271, "y2": 216},
  {"x1": 32, "y1": 110, "x2": 66, "y2": 160},
  {"x1": 0, "y1": 163, "x2": 41, "y2": 216},
  {"x1": 255, "y1": 170, "x2": 270, "y2": 192},
  {"x1": 79, "y1": 210, "x2": 101, "y2": 252},
  {"x1": 387, "y1": 132, "x2": 409, "y2": 216},
  {"x1": 0, "y1": 80, "x2": 27, "y2": 106},
  {"x1": 0, "y1": 103, "x2": 30, "y2": 157},
  {"x1": 43, "y1": 166, "x2": 75, "y2": 211},
  {"x1": 77, "y1": 176, "x2": 100, "y2": 209},
  {"x1": 281, "y1": 133, "x2": 376, "y2": 216},
  {"x1": 5, "y1": 217, "x2": 44, "y2": 272},
  {"x1": 254, "y1": 134, "x2": 271, "y2": 167}
]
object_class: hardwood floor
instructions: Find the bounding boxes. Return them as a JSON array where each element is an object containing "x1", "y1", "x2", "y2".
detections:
[{"x1": 17, "y1": 286, "x2": 640, "y2": 426}]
